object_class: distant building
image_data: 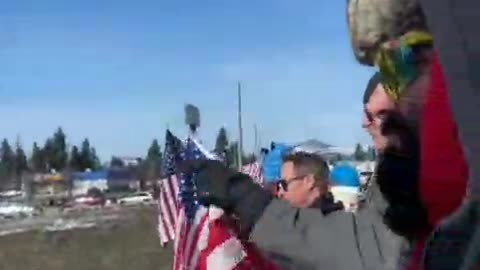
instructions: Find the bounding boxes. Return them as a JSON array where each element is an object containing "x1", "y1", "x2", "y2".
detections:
[
  {"x1": 33, "y1": 173, "x2": 67, "y2": 196},
  {"x1": 110, "y1": 156, "x2": 142, "y2": 167},
  {"x1": 72, "y1": 171, "x2": 108, "y2": 196},
  {"x1": 293, "y1": 139, "x2": 354, "y2": 161},
  {"x1": 107, "y1": 168, "x2": 139, "y2": 191}
]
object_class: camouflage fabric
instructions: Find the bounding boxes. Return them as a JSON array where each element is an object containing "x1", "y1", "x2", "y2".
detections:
[{"x1": 347, "y1": 0, "x2": 428, "y2": 66}]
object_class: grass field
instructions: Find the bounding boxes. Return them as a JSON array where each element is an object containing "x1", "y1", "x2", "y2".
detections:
[{"x1": 0, "y1": 207, "x2": 173, "y2": 270}]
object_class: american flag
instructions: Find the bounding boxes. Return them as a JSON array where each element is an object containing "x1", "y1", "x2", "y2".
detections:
[
  {"x1": 240, "y1": 162, "x2": 264, "y2": 187},
  {"x1": 157, "y1": 130, "x2": 278, "y2": 270},
  {"x1": 157, "y1": 130, "x2": 183, "y2": 247}
]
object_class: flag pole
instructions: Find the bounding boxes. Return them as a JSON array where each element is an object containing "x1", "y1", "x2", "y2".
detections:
[{"x1": 237, "y1": 82, "x2": 244, "y2": 170}]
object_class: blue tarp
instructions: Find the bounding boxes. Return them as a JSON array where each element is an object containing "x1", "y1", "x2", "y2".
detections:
[
  {"x1": 262, "y1": 143, "x2": 293, "y2": 183},
  {"x1": 107, "y1": 169, "x2": 135, "y2": 181},
  {"x1": 330, "y1": 164, "x2": 360, "y2": 187},
  {"x1": 72, "y1": 171, "x2": 108, "y2": 181}
]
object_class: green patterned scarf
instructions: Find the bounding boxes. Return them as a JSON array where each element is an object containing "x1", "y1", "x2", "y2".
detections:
[{"x1": 375, "y1": 31, "x2": 434, "y2": 101}]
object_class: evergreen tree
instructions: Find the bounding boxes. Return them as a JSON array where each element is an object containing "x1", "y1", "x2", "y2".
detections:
[
  {"x1": 50, "y1": 127, "x2": 68, "y2": 171},
  {"x1": 147, "y1": 139, "x2": 162, "y2": 162},
  {"x1": 136, "y1": 159, "x2": 149, "y2": 190},
  {"x1": 43, "y1": 138, "x2": 54, "y2": 172},
  {"x1": 226, "y1": 141, "x2": 238, "y2": 168},
  {"x1": 90, "y1": 147, "x2": 101, "y2": 170},
  {"x1": 146, "y1": 139, "x2": 162, "y2": 180},
  {"x1": 69, "y1": 146, "x2": 82, "y2": 171},
  {"x1": 0, "y1": 139, "x2": 14, "y2": 181},
  {"x1": 331, "y1": 153, "x2": 343, "y2": 163},
  {"x1": 14, "y1": 139, "x2": 28, "y2": 181},
  {"x1": 366, "y1": 145, "x2": 377, "y2": 161},
  {"x1": 110, "y1": 156, "x2": 124, "y2": 168},
  {"x1": 80, "y1": 138, "x2": 93, "y2": 171},
  {"x1": 225, "y1": 141, "x2": 251, "y2": 168},
  {"x1": 354, "y1": 143, "x2": 368, "y2": 161},
  {"x1": 214, "y1": 127, "x2": 229, "y2": 160},
  {"x1": 31, "y1": 142, "x2": 45, "y2": 172}
]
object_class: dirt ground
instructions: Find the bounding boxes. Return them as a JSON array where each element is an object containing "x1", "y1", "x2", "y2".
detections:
[{"x1": 0, "y1": 207, "x2": 173, "y2": 270}]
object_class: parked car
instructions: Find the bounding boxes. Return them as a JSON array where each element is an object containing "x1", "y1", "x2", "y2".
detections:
[
  {"x1": 0, "y1": 202, "x2": 41, "y2": 219},
  {"x1": 0, "y1": 190, "x2": 24, "y2": 199},
  {"x1": 74, "y1": 195, "x2": 104, "y2": 206},
  {"x1": 118, "y1": 192, "x2": 153, "y2": 205}
]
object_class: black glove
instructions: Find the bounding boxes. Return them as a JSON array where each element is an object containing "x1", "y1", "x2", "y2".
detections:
[{"x1": 181, "y1": 159, "x2": 273, "y2": 231}]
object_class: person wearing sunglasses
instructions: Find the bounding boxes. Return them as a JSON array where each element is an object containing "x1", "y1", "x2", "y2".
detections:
[
  {"x1": 276, "y1": 152, "x2": 344, "y2": 214},
  {"x1": 362, "y1": 72, "x2": 396, "y2": 152},
  {"x1": 183, "y1": 154, "x2": 391, "y2": 270},
  {"x1": 360, "y1": 72, "x2": 410, "y2": 270},
  {"x1": 348, "y1": 1, "x2": 472, "y2": 269}
]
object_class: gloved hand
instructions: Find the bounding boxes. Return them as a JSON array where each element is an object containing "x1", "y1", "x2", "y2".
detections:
[{"x1": 181, "y1": 159, "x2": 273, "y2": 231}]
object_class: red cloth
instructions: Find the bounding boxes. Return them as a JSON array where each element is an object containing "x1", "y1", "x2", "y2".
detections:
[
  {"x1": 407, "y1": 238, "x2": 426, "y2": 270},
  {"x1": 408, "y1": 55, "x2": 469, "y2": 269},
  {"x1": 198, "y1": 216, "x2": 280, "y2": 270},
  {"x1": 419, "y1": 55, "x2": 469, "y2": 226}
]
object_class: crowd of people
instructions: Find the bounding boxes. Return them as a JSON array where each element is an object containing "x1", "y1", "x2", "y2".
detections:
[{"x1": 180, "y1": 1, "x2": 480, "y2": 269}]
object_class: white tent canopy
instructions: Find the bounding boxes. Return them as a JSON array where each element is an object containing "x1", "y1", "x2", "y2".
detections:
[{"x1": 292, "y1": 139, "x2": 354, "y2": 156}]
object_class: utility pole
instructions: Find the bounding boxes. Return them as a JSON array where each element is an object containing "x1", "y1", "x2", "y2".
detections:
[
  {"x1": 237, "y1": 82, "x2": 244, "y2": 169},
  {"x1": 254, "y1": 124, "x2": 258, "y2": 156}
]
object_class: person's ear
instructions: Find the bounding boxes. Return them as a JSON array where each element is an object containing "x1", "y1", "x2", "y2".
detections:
[
  {"x1": 317, "y1": 180, "x2": 329, "y2": 196},
  {"x1": 305, "y1": 174, "x2": 316, "y2": 190}
]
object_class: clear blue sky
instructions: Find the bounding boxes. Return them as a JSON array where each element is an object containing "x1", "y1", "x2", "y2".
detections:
[{"x1": 0, "y1": 0, "x2": 375, "y2": 161}]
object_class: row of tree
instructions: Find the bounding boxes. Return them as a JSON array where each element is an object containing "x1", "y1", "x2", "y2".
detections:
[
  {"x1": 214, "y1": 128, "x2": 376, "y2": 165},
  {"x1": 0, "y1": 138, "x2": 27, "y2": 187},
  {"x1": 0, "y1": 128, "x2": 165, "y2": 190},
  {"x1": 1, "y1": 126, "x2": 371, "y2": 192},
  {"x1": 353, "y1": 143, "x2": 376, "y2": 161},
  {"x1": 136, "y1": 139, "x2": 163, "y2": 188},
  {"x1": 0, "y1": 128, "x2": 101, "y2": 187},
  {"x1": 0, "y1": 124, "x2": 263, "y2": 191}
]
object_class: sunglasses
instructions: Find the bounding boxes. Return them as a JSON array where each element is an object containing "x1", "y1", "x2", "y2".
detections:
[
  {"x1": 364, "y1": 108, "x2": 390, "y2": 124},
  {"x1": 277, "y1": 175, "x2": 308, "y2": 191}
]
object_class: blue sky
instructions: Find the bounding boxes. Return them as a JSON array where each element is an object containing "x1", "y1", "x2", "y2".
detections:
[{"x1": 0, "y1": 0, "x2": 375, "y2": 161}]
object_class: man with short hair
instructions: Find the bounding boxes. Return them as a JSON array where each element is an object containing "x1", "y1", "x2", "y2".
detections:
[{"x1": 277, "y1": 152, "x2": 342, "y2": 213}]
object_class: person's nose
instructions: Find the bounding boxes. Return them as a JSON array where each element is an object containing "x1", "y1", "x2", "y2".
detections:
[{"x1": 362, "y1": 115, "x2": 371, "y2": 129}]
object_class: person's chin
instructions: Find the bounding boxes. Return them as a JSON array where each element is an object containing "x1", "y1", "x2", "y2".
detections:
[
  {"x1": 371, "y1": 140, "x2": 383, "y2": 152},
  {"x1": 287, "y1": 200, "x2": 301, "y2": 208}
]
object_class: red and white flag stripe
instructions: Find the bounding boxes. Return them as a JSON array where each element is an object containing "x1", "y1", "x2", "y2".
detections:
[
  {"x1": 159, "y1": 162, "x2": 264, "y2": 246},
  {"x1": 240, "y1": 162, "x2": 264, "y2": 187},
  {"x1": 158, "y1": 174, "x2": 179, "y2": 246},
  {"x1": 158, "y1": 161, "x2": 278, "y2": 270}
]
